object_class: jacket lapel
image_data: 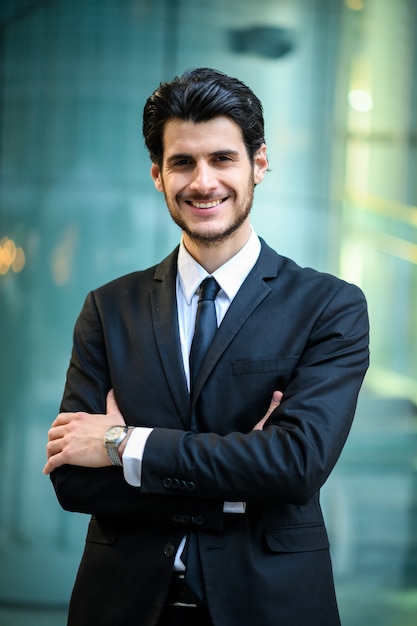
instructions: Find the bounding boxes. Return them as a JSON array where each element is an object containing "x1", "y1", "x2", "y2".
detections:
[
  {"x1": 150, "y1": 240, "x2": 283, "y2": 424},
  {"x1": 150, "y1": 248, "x2": 191, "y2": 427}
]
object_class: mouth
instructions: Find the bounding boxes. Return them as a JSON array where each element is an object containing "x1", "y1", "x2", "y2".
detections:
[{"x1": 185, "y1": 197, "x2": 227, "y2": 209}]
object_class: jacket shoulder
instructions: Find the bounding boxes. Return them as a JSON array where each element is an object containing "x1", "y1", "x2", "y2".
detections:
[
  {"x1": 259, "y1": 238, "x2": 367, "y2": 302},
  {"x1": 91, "y1": 247, "x2": 179, "y2": 299}
]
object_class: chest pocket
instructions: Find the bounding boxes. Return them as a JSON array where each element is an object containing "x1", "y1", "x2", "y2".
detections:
[{"x1": 232, "y1": 356, "x2": 299, "y2": 376}]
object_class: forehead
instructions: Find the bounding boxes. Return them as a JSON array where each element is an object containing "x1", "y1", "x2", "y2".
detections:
[{"x1": 162, "y1": 116, "x2": 246, "y2": 156}]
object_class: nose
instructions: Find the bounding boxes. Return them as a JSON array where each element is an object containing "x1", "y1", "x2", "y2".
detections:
[{"x1": 189, "y1": 161, "x2": 217, "y2": 194}]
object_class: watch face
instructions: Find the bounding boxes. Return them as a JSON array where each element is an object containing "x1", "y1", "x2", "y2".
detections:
[{"x1": 106, "y1": 426, "x2": 124, "y2": 443}]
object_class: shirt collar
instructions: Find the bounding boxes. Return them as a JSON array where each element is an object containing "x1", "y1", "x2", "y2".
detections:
[{"x1": 177, "y1": 228, "x2": 261, "y2": 304}]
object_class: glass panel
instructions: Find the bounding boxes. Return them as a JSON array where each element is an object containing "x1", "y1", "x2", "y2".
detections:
[{"x1": 0, "y1": 0, "x2": 416, "y2": 624}]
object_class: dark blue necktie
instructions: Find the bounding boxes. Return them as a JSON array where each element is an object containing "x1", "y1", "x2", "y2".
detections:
[
  {"x1": 184, "y1": 276, "x2": 220, "y2": 600},
  {"x1": 189, "y1": 276, "x2": 220, "y2": 392}
]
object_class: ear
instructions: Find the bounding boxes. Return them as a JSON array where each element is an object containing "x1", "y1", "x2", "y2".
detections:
[
  {"x1": 151, "y1": 163, "x2": 164, "y2": 192},
  {"x1": 253, "y1": 144, "x2": 268, "y2": 185}
]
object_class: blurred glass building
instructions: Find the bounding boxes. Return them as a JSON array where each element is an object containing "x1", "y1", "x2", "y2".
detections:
[{"x1": 0, "y1": 0, "x2": 416, "y2": 624}]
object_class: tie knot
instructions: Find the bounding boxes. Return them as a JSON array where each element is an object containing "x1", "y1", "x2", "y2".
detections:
[{"x1": 198, "y1": 276, "x2": 220, "y2": 302}]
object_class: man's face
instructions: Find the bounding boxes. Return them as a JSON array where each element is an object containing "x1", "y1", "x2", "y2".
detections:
[{"x1": 151, "y1": 116, "x2": 268, "y2": 250}]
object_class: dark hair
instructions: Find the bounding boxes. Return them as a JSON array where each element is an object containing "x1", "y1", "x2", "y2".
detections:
[{"x1": 143, "y1": 68, "x2": 265, "y2": 167}]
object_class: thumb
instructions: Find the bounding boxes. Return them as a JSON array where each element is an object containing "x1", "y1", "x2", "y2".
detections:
[
  {"x1": 266, "y1": 390, "x2": 283, "y2": 416},
  {"x1": 253, "y1": 390, "x2": 284, "y2": 431}
]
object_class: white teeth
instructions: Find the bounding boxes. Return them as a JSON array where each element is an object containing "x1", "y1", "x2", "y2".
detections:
[{"x1": 191, "y1": 200, "x2": 222, "y2": 208}]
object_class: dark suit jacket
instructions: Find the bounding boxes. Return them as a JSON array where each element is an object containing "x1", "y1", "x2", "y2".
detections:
[{"x1": 52, "y1": 239, "x2": 369, "y2": 626}]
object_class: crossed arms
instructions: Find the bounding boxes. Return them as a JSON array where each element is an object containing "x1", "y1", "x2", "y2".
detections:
[
  {"x1": 43, "y1": 389, "x2": 283, "y2": 475},
  {"x1": 44, "y1": 271, "x2": 369, "y2": 519}
]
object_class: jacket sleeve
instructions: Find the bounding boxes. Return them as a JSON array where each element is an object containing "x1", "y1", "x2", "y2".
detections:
[
  {"x1": 140, "y1": 281, "x2": 370, "y2": 505},
  {"x1": 50, "y1": 291, "x2": 224, "y2": 530}
]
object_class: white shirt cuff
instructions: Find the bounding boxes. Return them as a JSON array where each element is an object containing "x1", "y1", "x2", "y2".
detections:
[
  {"x1": 122, "y1": 427, "x2": 153, "y2": 487},
  {"x1": 224, "y1": 501, "x2": 246, "y2": 513}
]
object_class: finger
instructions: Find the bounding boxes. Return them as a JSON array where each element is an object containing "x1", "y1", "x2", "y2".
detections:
[
  {"x1": 271, "y1": 390, "x2": 283, "y2": 405},
  {"x1": 50, "y1": 412, "x2": 75, "y2": 428},
  {"x1": 43, "y1": 448, "x2": 64, "y2": 474},
  {"x1": 47, "y1": 425, "x2": 66, "y2": 442},
  {"x1": 253, "y1": 416, "x2": 268, "y2": 431},
  {"x1": 265, "y1": 390, "x2": 283, "y2": 417},
  {"x1": 46, "y1": 438, "x2": 63, "y2": 459},
  {"x1": 43, "y1": 455, "x2": 59, "y2": 475}
]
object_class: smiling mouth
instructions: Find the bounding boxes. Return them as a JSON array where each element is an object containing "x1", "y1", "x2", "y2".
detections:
[{"x1": 186, "y1": 198, "x2": 227, "y2": 209}]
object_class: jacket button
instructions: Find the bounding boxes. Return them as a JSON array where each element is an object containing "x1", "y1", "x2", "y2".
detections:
[
  {"x1": 162, "y1": 477, "x2": 172, "y2": 489},
  {"x1": 172, "y1": 514, "x2": 191, "y2": 524},
  {"x1": 164, "y1": 543, "x2": 175, "y2": 558},
  {"x1": 186, "y1": 481, "x2": 196, "y2": 492},
  {"x1": 192, "y1": 515, "x2": 204, "y2": 526}
]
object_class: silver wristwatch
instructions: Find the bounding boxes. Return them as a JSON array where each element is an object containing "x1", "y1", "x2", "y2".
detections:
[{"x1": 104, "y1": 425, "x2": 129, "y2": 466}]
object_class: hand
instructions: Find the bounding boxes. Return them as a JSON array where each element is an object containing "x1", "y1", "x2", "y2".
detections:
[
  {"x1": 43, "y1": 389, "x2": 125, "y2": 475},
  {"x1": 253, "y1": 390, "x2": 283, "y2": 430}
]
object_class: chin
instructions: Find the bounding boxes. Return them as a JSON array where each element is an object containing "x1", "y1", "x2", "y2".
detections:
[{"x1": 187, "y1": 223, "x2": 242, "y2": 247}]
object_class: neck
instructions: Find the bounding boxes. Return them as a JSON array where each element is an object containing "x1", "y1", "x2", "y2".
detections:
[{"x1": 182, "y1": 223, "x2": 252, "y2": 274}]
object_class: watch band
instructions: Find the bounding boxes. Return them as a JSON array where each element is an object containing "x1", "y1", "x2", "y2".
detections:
[{"x1": 107, "y1": 445, "x2": 123, "y2": 466}]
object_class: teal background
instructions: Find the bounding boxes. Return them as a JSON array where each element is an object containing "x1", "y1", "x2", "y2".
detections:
[{"x1": 0, "y1": 0, "x2": 416, "y2": 624}]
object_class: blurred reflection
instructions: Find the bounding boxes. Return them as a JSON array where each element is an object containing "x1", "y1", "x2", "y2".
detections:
[
  {"x1": 0, "y1": 237, "x2": 26, "y2": 275},
  {"x1": 51, "y1": 226, "x2": 78, "y2": 286},
  {"x1": 0, "y1": 0, "x2": 416, "y2": 624}
]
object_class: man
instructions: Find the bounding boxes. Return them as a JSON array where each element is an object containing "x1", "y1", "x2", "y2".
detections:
[{"x1": 44, "y1": 68, "x2": 369, "y2": 626}]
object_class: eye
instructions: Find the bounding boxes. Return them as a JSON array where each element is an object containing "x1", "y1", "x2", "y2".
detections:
[
  {"x1": 174, "y1": 158, "x2": 192, "y2": 166},
  {"x1": 213, "y1": 153, "x2": 238, "y2": 164},
  {"x1": 167, "y1": 156, "x2": 194, "y2": 169}
]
